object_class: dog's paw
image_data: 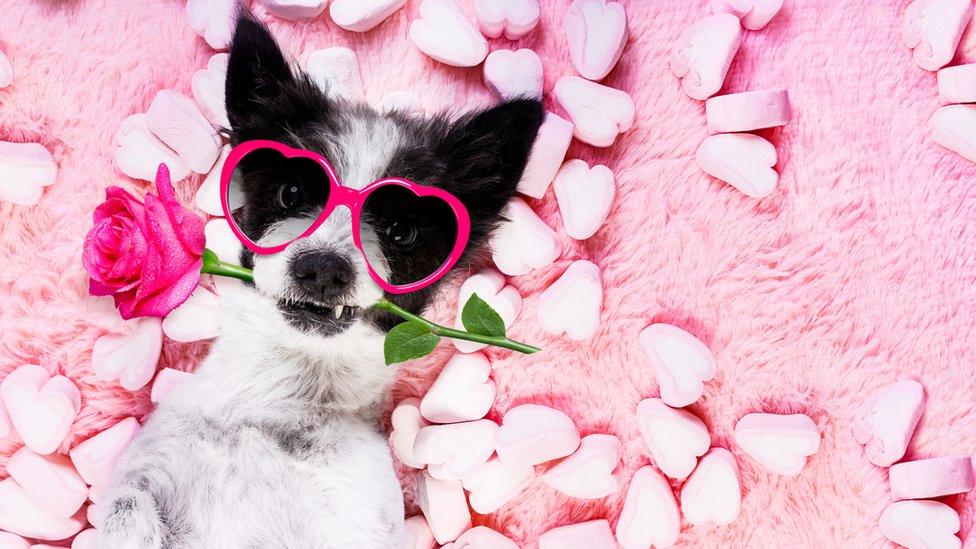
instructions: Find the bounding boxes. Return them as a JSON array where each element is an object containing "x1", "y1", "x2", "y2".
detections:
[{"x1": 98, "y1": 490, "x2": 165, "y2": 549}]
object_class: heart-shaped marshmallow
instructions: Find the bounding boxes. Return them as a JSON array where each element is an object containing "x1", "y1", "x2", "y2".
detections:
[
  {"x1": 554, "y1": 76, "x2": 635, "y2": 147},
  {"x1": 542, "y1": 434, "x2": 621, "y2": 499},
  {"x1": 261, "y1": 0, "x2": 328, "y2": 20},
  {"x1": 538, "y1": 520, "x2": 617, "y2": 549},
  {"x1": 639, "y1": 323, "x2": 717, "y2": 408},
  {"x1": 405, "y1": 515, "x2": 436, "y2": 549},
  {"x1": 564, "y1": 0, "x2": 628, "y2": 81},
  {"x1": 192, "y1": 53, "x2": 229, "y2": 128},
  {"x1": 0, "y1": 479, "x2": 86, "y2": 541},
  {"x1": 734, "y1": 413, "x2": 820, "y2": 476},
  {"x1": 413, "y1": 419, "x2": 498, "y2": 480},
  {"x1": 902, "y1": 0, "x2": 973, "y2": 71},
  {"x1": 889, "y1": 456, "x2": 975, "y2": 500},
  {"x1": 115, "y1": 114, "x2": 191, "y2": 183},
  {"x1": 91, "y1": 317, "x2": 163, "y2": 391},
  {"x1": 490, "y1": 198, "x2": 562, "y2": 276},
  {"x1": 537, "y1": 260, "x2": 602, "y2": 341},
  {"x1": 697, "y1": 133, "x2": 778, "y2": 198},
  {"x1": 615, "y1": 466, "x2": 680, "y2": 549},
  {"x1": 410, "y1": 0, "x2": 488, "y2": 68},
  {"x1": 938, "y1": 64, "x2": 976, "y2": 104},
  {"x1": 880, "y1": 500, "x2": 961, "y2": 549},
  {"x1": 553, "y1": 160, "x2": 615, "y2": 240},
  {"x1": 150, "y1": 368, "x2": 194, "y2": 404},
  {"x1": 389, "y1": 398, "x2": 429, "y2": 469},
  {"x1": 679, "y1": 448, "x2": 741, "y2": 526},
  {"x1": 415, "y1": 470, "x2": 471, "y2": 544},
  {"x1": 162, "y1": 286, "x2": 221, "y2": 343},
  {"x1": 195, "y1": 145, "x2": 232, "y2": 216},
  {"x1": 453, "y1": 270, "x2": 522, "y2": 353},
  {"x1": 186, "y1": 0, "x2": 247, "y2": 50},
  {"x1": 711, "y1": 0, "x2": 783, "y2": 30},
  {"x1": 69, "y1": 417, "x2": 141, "y2": 487},
  {"x1": 0, "y1": 51, "x2": 11, "y2": 88},
  {"x1": 484, "y1": 49, "x2": 543, "y2": 100},
  {"x1": 330, "y1": 0, "x2": 407, "y2": 32},
  {"x1": 205, "y1": 217, "x2": 243, "y2": 268},
  {"x1": 0, "y1": 141, "x2": 57, "y2": 206},
  {"x1": 379, "y1": 91, "x2": 423, "y2": 115},
  {"x1": 931, "y1": 104, "x2": 976, "y2": 163},
  {"x1": 461, "y1": 457, "x2": 533, "y2": 514},
  {"x1": 0, "y1": 532, "x2": 28, "y2": 549},
  {"x1": 1, "y1": 365, "x2": 80, "y2": 455},
  {"x1": 705, "y1": 88, "x2": 791, "y2": 133},
  {"x1": 7, "y1": 447, "x2": 88, "y2": 518},
  {"x1": 518, "y1": 112, "x2": 574, "y2": 199},
  {"x1": 305, "y1": 48, "x2": 365, "y2": 101},
  {"x1": 72, "y1": 529, "x2": 99, "y2": 549},
  {"x1": 670, "y1": 13, "x2": 742, "y2": 100},
  {"x1": 636, "y1": 397, "x2": 710, "y2": 480},
  {"x1": 852, "y1": 379, "x2": 925, "y2": 467},
  {"x1": 474, "y1": 0, "x2": 540, "y2": 39},
  {"x1": 145, "y1": 90, "x2": 221, "y2": 174},
  {"x1": 495, "y1": 404, "x2": 581, "y2": 468},
  {"x1": 421, "y1": 353, "x2": 495, "y2": 423},
  {"x1": 454, "y1": 526, "x2": 520, "y2": 548}
]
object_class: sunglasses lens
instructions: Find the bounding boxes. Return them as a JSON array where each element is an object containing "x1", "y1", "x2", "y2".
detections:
[
  {"x1": 225, "y1": 148, "x2": 332, "y2": 250},
  {"x1": 360, "y1": 184, "x2": 460, "y2": 288}
]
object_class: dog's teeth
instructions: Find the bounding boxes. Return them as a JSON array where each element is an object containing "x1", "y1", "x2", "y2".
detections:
[{"x1": 334, "y1": 305, "x2": 343, "y2": 319}]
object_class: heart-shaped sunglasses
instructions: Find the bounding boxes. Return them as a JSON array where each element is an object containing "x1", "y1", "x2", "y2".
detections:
[{"x1": 220, "y1": 140, "x2": 471, "y2": 294}]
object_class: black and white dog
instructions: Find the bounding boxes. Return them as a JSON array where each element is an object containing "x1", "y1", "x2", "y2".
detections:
[{"x1": 98, "y1": 16, "x2": 542, "y2": 548}]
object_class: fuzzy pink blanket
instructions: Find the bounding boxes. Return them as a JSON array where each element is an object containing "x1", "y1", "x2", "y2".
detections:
[{"x1": 1, "y1": 0, "x2": 974, "y2": 546}]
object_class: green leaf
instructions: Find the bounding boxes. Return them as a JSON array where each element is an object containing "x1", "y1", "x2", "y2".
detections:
[
  {"x1": 461, "y1": 293, "x2": 506, "y2": 337},
  {"x1": 384, "y1": 321, "x2": 440, "y2": 365}
]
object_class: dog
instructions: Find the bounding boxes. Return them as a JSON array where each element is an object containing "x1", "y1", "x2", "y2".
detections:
[{"x1": 96, "y1": 15, "x2": 543, "y2": 549}]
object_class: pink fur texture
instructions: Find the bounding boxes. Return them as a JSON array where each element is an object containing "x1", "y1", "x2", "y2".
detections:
[{"x1": 1, "y1": 1, "x2": 975, "y2": 546}]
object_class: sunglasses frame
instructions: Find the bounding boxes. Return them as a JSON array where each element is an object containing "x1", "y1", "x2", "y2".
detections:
[{"x1": 220, "y1": 140, "x2": 471, "y2": 294}]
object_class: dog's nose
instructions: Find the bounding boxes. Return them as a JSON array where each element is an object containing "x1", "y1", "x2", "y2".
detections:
[{"x1": 290, "y1": 251, "x2": 354, "y2": 301}]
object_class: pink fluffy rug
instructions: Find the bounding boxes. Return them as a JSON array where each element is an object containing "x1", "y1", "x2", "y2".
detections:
[{"x1": 1, "y1": 0, "x2": 975, "y2": 546}]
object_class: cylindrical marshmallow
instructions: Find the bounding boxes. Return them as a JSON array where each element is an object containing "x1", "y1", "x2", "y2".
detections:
[
  {"x1": 705, "y1": 88, "x2": 791, "y2": 133},
  {"x1": 937, "y1": 64, "x2": 976, "y2": 105},
  {"x1": 889, "y1": 456, "x2": 975, "y2": 500}
]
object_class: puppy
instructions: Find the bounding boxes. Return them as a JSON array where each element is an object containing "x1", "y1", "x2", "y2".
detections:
[{"x1": 96, "y1": 16, "x2": 543, "y2": 549}]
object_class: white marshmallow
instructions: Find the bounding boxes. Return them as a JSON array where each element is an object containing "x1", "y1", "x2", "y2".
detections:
[
  {"x1": 536, "y1": 260, "x2": 602, "y2": 341},
  {"x1": 553, "y1": 159, "x2": 615, "y2": 240},
  {"x1": 330, "y1": 0, "x2": 407, "y2": 32},
  {"x1": 553, "y1": 76, "x2": 635, "y2": 147},
  {"x1": 420, "y1": 352, "x2": 495, "y2": 423},
  {"x1": 490, "y1": 198, "x2": 561, "y2": 276},
  {"x1": 564, "y1": 0, "x2": 628, "y2": 81},
  {"x1": 0, "y1": 141, "x2": 57, "y2": 206},
  {"x1": 410, "y1": 0, "x2": 488, "y2": 68},
  {"x1": 638, "y1": 323, "x2": 717, "y2": 407},
  {"x1": 304, "y1": 48, "x2": 365, "y2": 101}
]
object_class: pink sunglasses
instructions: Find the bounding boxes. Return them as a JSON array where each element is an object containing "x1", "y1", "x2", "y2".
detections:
[{"x1": 220, "y1": 140, "x2": 471, "y2": 294}]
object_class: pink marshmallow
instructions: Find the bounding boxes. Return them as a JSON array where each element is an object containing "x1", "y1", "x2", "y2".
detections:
[
  {"x1": 86, "y1": 503, "x2": 100, "y2": 528},
  {"x1": 489, "y1": 198, "x2": 562, "y2": 276},
  {"x1": 636, "y1": 397, "x2": 710, "y2": 480},
  {"x1": 71, "y1": 529, "x2": 99, "y2": 549},
  {"x1": 415, "y1": 471, "x2": 471, "y2": 544},
  {"x1": 205, "y1": 217, "x2": 243, "y2": 269},
  {"x1": 304, "y1": 48, "x2": 365, "y2": 101},
  {"x1": 261, "y1": 0, "x2": 328, "y2": 20},
  {"x1": 937, "y1": 64, "x2": 976, "y2": 104},
  {"x1": 696, "y1": 132, "x2": 779, "y2": 199},
  {"x1": 410, "y1": 0, "x2": 488, "y2": 68},
  {"x1": 404, "y1": 515, "x2": 436, "y2": 549},
  {"x1": 495, "y1": 404, "x2": 581, "y2": 468},
  {"x1": 931, "y1": 104, "x2": 976, "y2": 163},
  {"x1": 69, "y1": 417, "x2": 141, "y2": 487},
  {"x1": 389, "y1": 398, "x2": 429, "y2": 469},
  {"x1": 705, "y1": 89, "x2": 791, "y2": 133},
  {"x1": 474, "y1": 0, "x2": 540, "y2": 40},
  {"x1": 902, "y1": 0, "x2": 973, "y2": 72},
  {"x1": 329, "y1": 0, "x2": 407, "y2": 32},
  {"x1": 554, "y1": 76, "x2": 635, "y2": 147},
  {"x1": 538, "y1": 520, "x2": 616, "y2": 549},
  {"x1": 1, "y1": 365, "x2": 80, "y2": 455},
  {"x1": 564, "y1": 0, "x2": 628, "y2": 81},
  {"x1": 542, "y1": 434, "x2": 620, "y2": 499},
  {"x1": 114, "y1": 114, "x2": 191, "y2": 183},
  {"x1": 711, "y1": 0, "x2": 783, "y2": 30},
  {"x1": 553, "y1": 160, "x2": 615, "y2": 240},
  {"x1": 413, "y1": 419, "x2": 498, "y2": 480},
  {"x1": 0, "y1": 141, "x2": 58, "y2": 206},
  {"x1": 421, "y1": 353, "x2": 495, "y2": 423},
  {"x1": 150, "y1": 368, "x2": 194, "y2": 404},
  {"x1": 0, "y1": 532, "x2": 29, "y2": 549},
  {"x1": 7, "y1": 447, "x2": 88, "y2": 518},
  {"x1": 679, "y1": 448, "x2": 741, "y2": 526},
  {"x1": 670, "y1": 13, "x2": 742, "y2": 100},
  {"x1": 453, "y1": 526, "x2": 519, "y2": 548},
  {"x1": 734, "y1": 413, "x2": 820, "y2": 476},
  {"x1": 196, "y1": 145, "x2": 231, "y2": 216},
  {"x1": 186, "y1": 0, "x2": 247, "y2": 50},
  {"x1": 537, "y1": 260, "x2": 603, "y2": 341},
  {"x1": 191, "y1": 53, "x2": 229, "y2": 128},
  {"x1": 517, "y1": 112, "x2": 574, "y2": 199},
  {"x1": 461, "y1": 457, "x2": 533, "y2": 514},
  {"x1": 638, "y1": 324, "x2": 718, "y2": 407},
  {"x1": 483, "y1": 49, "x2": 543, "y2": 100},
  {"x1": 145, "y1": 90, "x2": 222, "y2": 174},
  {"x1": 880, "y1": 500, "x2": 961, "y2": 549},
  {"x1": 453, "y1": 270, "x2": 522, "y2": 353},
  {"x1": 615, "y1": 466, "x2": 680, "y2": 549},
  {"x1": 91, "y1": 317, "x2": 163, "y2": 392},
  {"x1": 162, "y1": 287, "x2": 220, "y2": 343},
  {"x1": 0, "y1": 399, "x2": 13, "y2": 440},
  {"x1": 0, "y1": 479, "x2": 86, "y2": 541},
  {"x1": 889, "y1": 456, "x2": 975, "y2": 500},
  {"x1": 853, "y1": 379, "x2": 926, "y2": 467}
]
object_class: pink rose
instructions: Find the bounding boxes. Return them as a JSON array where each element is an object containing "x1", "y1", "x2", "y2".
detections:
[{"x1": 83, "y1": 164, "x2": 206, "y2": 319}]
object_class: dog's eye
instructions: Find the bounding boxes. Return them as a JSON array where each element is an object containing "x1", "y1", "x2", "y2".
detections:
[
  {"x1": 385, "y1": 221, "x2": 418, "y2": 248},
  {"x1": 276, "y1": 182, "x2": 306, "y2": 210}
]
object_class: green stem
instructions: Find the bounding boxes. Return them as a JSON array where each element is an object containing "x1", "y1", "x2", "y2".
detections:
[
  {"x1": 201, "y1": 248, "x2": 255, "y2": 282},
  {"x1": 374, "y1": 298, "x2": 540, "y2": 355}
]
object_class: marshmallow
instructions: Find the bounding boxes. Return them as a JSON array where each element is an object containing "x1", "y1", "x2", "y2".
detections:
[
  {"x1": 205, "y1": 217, "x2": 243, "y2": 267},
  {"x1": 305, "y1": 48, "x2": 365, "y2": 101},
  {"x1": 734, "y1": 413, "x2": 820, "y2": 476},
  {"x1": 537, "y1": 260, "x2": 602, "y2": 341},
  {"x1": 705, "y1": 89, "x2": 791, "y2": 133},
  {"x1": 86, "y1": 503, "x2": 101, "y2": 528},
  {"x1": 638, "y1": 323, "x2": 717, "y2": 408},
  {"x1": 636, "y1": 397, "x2": 710, "y2": 480},
  {"x1": 389, "y1": 398, "x2": 429, "y2": 469},
  {"x1": 902, "y1": 0, "x2": 973, "y2": 71},
  {"x1": 879, "y1": 500, "x2": 961, "y2": 549},
  {"x1": 410, "y1": 0, "x2": 488, "y2": 68},
  {"x1": 404, "y1": 515, "x2": 436, "y2": 549},
  {"x1": 961, "y1": 13, "x2": 976, "y2": 62},
  {"x1": 453, "y1": 270, "x2": 522, "y2": 353},
  {"x1": 415, "y1": 471, "x2": 471, "y2": 544},
  {"x1": 474, "y1": 0, "x2": 540, "y2": 39},
  {"x1": 196, "y1": 145, "x2": 231, "y2": 216},
  {"x1": 542, "y1": 434, "x2": 621, "y2": 499},
  {"x1": 490, "y1": 198, "x2": 562, "y2": 276},
  {"x1": 554, "y1": 76, "x2": 635, "y2": 147},
  {"x1": 69, "y1": 417, "x2": 141, "y2": 487},
  {"x1": 71, "y1": 529, "x2": 99, "y2": 549},
  {"x1": 0, "y1": 479, "x2": 85, "y2": 540},
  {"x1": 115, "y1": 114, "x2": 191, "y2": 183},
  {"x1": 461, "y1": 457, "x2": 533, "y2": 514},
  {"x1": 553, "y1": 160, "x2": 615, "y2": 240},
  {"x1": 538, "y1": 520, "x2": 616, "y2": 549},
  {"x1": 421, "y1": 353, "x2": 495, "y2": 423},
  {"x1": 91, "y1": 317, "x2": 163, "y2": 391},
  {"x1": 615, "y1": 466, "x2": 680, "y2": 549},
  {"x1": 162, "y1": 286, "x2": 220, "y2": 343},
  {"x1": 890, "y1": 456, "x2": 975, "y2": 500},
  {"x1": 518, "y1": 112, "x2": 574, "y2": 199},
  {"x1": 1, "y1": 365, "x2": 80, "y2": 455},
  {"x1": 937, "y1": 64, "x2": 976, "y2": 104},
  {"x1": 453, "y1": 526, "x2": 519, "y2": 548},
  {"x1": 696, "y1": 133, "x2": 778, "y2": 199},
  {"x1": 330, "y1": 0, "x2": 407, "y2": 32},
  {"x1": 564, "y1": 0, "x2": 628, "y2": 81},
  {"x1": 711, "y1": 0, "x2": 783, "y2": 30},
  {"x1": 679, "y1": 448, "x2": 741, "y2": 526},
  {"x1": 7, "y1": 448, "x2": 87, "y2": 519},
  {"x1": 0, "y1": 532, "x2": 28, "y2": 549},
  {"x1": 261, "y1": 0, "x2": 328, "y2": 19},
  {"x1": 145, "y1": 90, "x2": 222, "y2": 174},
  {"x1": 191, "y1": 53, "x2": 230, "y2": 128},
  {"x1": 413, "y1": 419, "x2": 497, "y2": 480},
  {"x1": 0, "y1": 401, "x2": 13, "y2": 440},
  {"x1": 483, "y1": 49, "x2": 544, "y2": 100},
  {"x1": 186, "y1": 0, "x2": 247, "y2": 50},
  {"x1": 150, "y1": 368, "x2": 194, "y2": 404},
  {"x1": 379, "y1": 91, "x2": 422, "y2": 115},
  {"x1": 853, "y1": 379, "x2": 926, "y2": 467},
  {"x1": 0, "y1": 141, "x2": 57, "y2": 206},
  {"x1": 495, "y1": 404, "x2": 581, "y2": 468},
  {"x1": 670, "y1": 14, "x2": 742, "y2": 100},
  {"x1": 931, "y1": 104, "x2": 976, "y2": 163},
  {"x1": 0, "y1": 50, "x2": 11, "y2": 88}
]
